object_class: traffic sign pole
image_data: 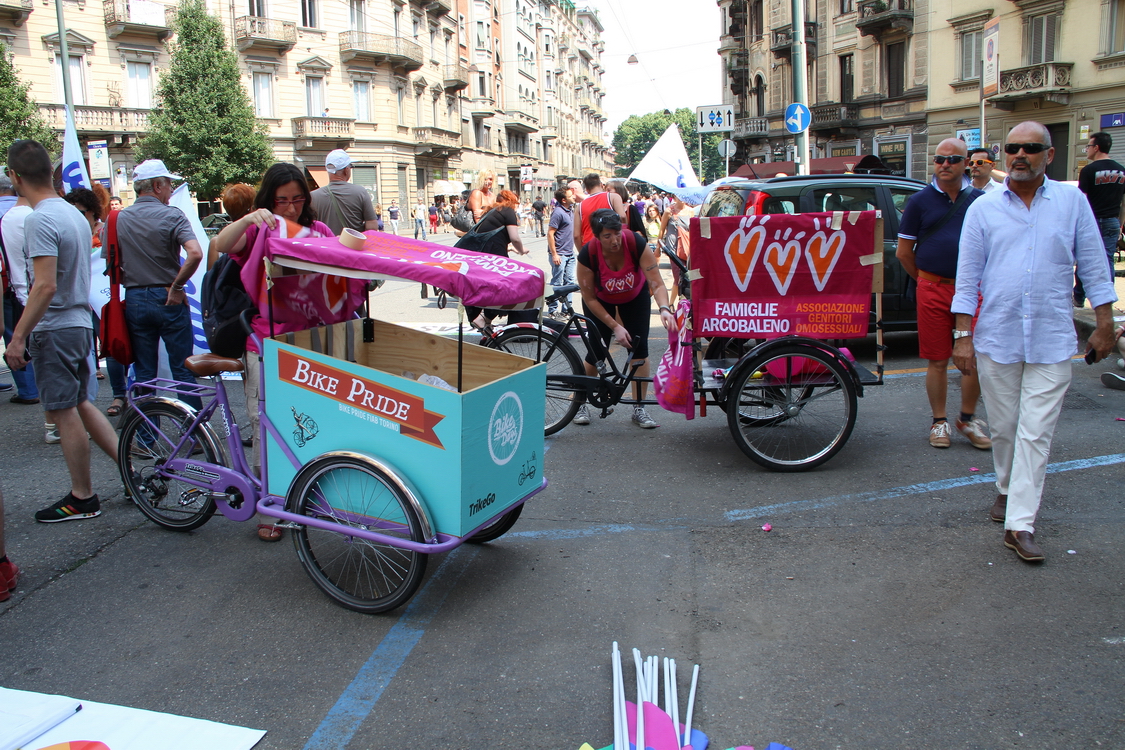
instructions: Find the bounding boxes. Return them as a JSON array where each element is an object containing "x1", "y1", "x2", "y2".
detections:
[{"x1": 792, "y1": 0, "x2": 810, "y2": 175}]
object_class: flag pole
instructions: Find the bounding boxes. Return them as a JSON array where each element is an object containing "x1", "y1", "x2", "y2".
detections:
[{"x1": 55, "y1": 0, "x2": 74, "y2": 117}]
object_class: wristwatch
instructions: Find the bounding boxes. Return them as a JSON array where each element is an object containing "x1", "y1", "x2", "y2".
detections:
[
  {"x1": 952, "y1": 330, "x2": 972, "y2": 340},
  {"x1": 171, "y1": 283, "x2": 185, "y2": 292}
]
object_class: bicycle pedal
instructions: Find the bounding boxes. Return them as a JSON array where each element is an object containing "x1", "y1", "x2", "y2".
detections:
[{"x1": 599, "y1": 407, "x2": 614, "y2": 419}]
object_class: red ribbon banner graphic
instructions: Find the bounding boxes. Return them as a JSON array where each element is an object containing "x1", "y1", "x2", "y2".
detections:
[
  {"x1": 277, "y1": 349, "x2": 445, "y2": 449},
  {"x1": 690, "y1": 211, "x2": 878, "y2": 340}
]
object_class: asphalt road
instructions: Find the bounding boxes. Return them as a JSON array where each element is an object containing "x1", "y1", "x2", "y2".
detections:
[{"x1": 2, "y1": 231, "x2": 1124, "y2": 750}]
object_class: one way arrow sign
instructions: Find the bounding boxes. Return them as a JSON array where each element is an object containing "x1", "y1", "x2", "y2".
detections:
[{"x1": 695, "y1": 105, "x2": 735, "y2": 133}]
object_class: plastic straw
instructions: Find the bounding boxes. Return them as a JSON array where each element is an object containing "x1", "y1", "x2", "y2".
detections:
[
  {"x1": 670, "y1": 659, "x2": 681, "y2": 750},
  {"x1": 612, "y1": 643, "x2": 622, "y2": 750},
  {"x1": 683, "y1": 664, "x2": 699, "y2": 747},
  {"x1": 633, "y1": 648, "x2": 645, "y2": 750}
]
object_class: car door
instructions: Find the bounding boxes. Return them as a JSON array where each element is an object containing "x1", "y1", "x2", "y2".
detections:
[{"x1": 880, "y1": 183, "x2": 924, "y2": 321}]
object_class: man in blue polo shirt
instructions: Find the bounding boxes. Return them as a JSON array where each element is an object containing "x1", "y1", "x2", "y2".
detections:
[{"x1": 896, "y1": 138, "x2": 990, "y2": 450}]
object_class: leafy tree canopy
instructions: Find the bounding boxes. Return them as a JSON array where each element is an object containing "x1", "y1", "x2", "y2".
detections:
[
  {"x1": 0, "y1": 42, "x2": 59, "y2": 155},
  {"x1": 138, "y1": 0, "x2": 273, "y2": 199},
  {"x1": 611, "y1": 107, "x2": 726, "y2": 186}
]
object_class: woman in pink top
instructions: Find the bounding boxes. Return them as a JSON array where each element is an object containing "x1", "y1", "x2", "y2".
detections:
[{"x1": 575, "y1": 209, "x2": 674, "y2": 429}]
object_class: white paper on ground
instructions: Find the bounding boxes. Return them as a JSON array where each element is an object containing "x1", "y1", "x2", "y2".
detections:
[
  {"x1": 0, "y1": 688, "x2": 81, "y2": 750},
  {"x1": 0, "y1": 688, "x2": 265, "y2": 750}
]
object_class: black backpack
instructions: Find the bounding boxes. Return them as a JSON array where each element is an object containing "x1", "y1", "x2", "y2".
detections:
[{"x1": 200, "y1": 254, "x2": 255, "y2": 358}]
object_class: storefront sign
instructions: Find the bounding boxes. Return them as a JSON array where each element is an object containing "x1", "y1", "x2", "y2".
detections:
[
  {"x1": 981, "y1": 17, "x2": 1000, "y2": 98},
  {"x1": 86, "y1": 139, "x2": 110, "y2": 180},
  {"x1": 690, "y1": 212, "x2": 878, "y2": 340}
]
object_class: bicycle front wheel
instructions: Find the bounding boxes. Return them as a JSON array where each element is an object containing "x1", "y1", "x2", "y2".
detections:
[
  {"x1": 726, "y1": 345, "x2": 857, "y2": 471},
  {"x1": 489, "y1": 327, "x2": 585, "y2": 435},
  {"x1": 286, "y1": 455, "x2": 428, "y2": 614},
  {"x1": 117, "y1": 401, "x2": 220, "y2": 531}
]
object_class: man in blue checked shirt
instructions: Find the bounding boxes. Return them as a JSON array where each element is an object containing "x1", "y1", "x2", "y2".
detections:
[{"x1": 952, "y1": 121, "x2": 1117, "y2": 564}]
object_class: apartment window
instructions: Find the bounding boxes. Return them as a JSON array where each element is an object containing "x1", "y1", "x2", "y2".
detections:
[
  {"x1": 396, "y1": 83, "x2": 406, "y2": 125},
  {"x1": 54, "y1": 54, "x2": 86, "y2": 106},
  {"x1": 839, "y1": 0, "x2": 853, "y2": 13},
  {"x1": 412, "y1": 14, "x2": 421, "y2": 38},
  {"x1": 753, "y1": 75, "x2": 765, "y2": 117},
  {"x1": 839, "y1": 54, "x2": 854, "y2": 103},
  {"x1": 749, "y1": 1, "x2": 763, "y2": 42},
  {"x1": 252, "y1": 71, "x2": 273, "y2": 117},
  {"x1": 125, "y1": 61, "x2": 152, "y2": 109},
  {"x1": 353, "y1": 80, "x2": 369, "y2": 120},
  {"x1": 300, "y1": 0, "x2": 317, "y2": 27},
  {"x1": 477, "y1": 72, "x2": 487, "y2": 97},
  {"x1": 886, "y1": 41, "x2": 905, "y2": 98},
  {"x1": 249, "y1": 0, "x2": 265, "y2": 16},
  {"x1": 1027, "y1": 13, "x2": 1058, "y2": 65},
  {"x1": 1113, "y1": 0, "x2": 1125, "y2": 54},
  {"x1": 305, "y1": 76, "x2": 324, "y2": 117},
  {"x1": 415, "y1": 89, "x2": 422, "y2": 126},
  {"x1": 959, "y1": 30, "x2": 981, "y2": 80},
  {"x1": 348, "y1": 0, "x2": 364, "y2": 32}
]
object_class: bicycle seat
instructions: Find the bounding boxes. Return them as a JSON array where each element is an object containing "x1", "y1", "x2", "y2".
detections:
[
  {"x1": 185, "y1": 353, "x2": 245, "y2": 376},
  {"x1": 549, "y1": 284, "x2": 580, "y2": 299}
]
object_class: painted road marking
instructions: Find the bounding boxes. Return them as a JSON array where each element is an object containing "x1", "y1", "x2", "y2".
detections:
[{"x1": 726, "y1": 453, "x2": 1125, "y2": 521}]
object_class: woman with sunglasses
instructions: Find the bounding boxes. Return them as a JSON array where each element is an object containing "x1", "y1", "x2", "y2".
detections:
[{"x1": 212, "y1": 163, "x2": 339, "y2": 543}]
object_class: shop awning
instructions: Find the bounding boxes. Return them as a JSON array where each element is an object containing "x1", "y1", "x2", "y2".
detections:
[{"x1": 305, "y1": 167, "x2": 330, "y2": 189}]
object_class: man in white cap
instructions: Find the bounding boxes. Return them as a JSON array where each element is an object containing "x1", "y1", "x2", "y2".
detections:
[
  {"x1": 310, "y1": 149, "x2": 378, "y2": 236},
  {"x1": 117, "y1": 159, "x2": 204, "y2": 408}
]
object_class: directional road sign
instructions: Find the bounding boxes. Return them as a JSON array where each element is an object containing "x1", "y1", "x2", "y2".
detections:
[
  {"x1": 696, "y1": 105, "x2": 735, "y2": 133},
  {"x1": 717, "y1": 139, "x2": 737, "y2": 158},
  {"x1": 784, "y1": 103, "x2": 812, "y2": 134}
]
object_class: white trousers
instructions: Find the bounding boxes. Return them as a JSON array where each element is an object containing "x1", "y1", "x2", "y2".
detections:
[{"x1": 976, "y1": 353, "x2": 1071, "y2": 533}]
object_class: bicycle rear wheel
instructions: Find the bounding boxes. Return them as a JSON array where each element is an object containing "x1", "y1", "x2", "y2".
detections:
[
  {"x1": 465, "y1": 502, "x2": 523, "y2": 544},
  {"x1": 286, "y1": 455, "x2": 428, "y2": 614},
  {"x1": 489, "y1": 327, "x2": 584, "y2": 435},
  {"x1": 726, "y1": 345, "x2": 857, "y2": 471},
  {"x1": 117, "y1": 401, "x2": 220, "y2": 531}
]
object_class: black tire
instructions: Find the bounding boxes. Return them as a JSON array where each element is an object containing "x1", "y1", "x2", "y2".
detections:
[
  {"x1": 286, "y1": 455, "x2": 428, "y2": 614},
  {"x1": 117, "y1": 401, "x2": 220, "y2": 531},
  {"x1": 703, "y1": 336, "x2": 759, "y2": 361},
  {"x1": 726, "y1": 345, "x2": 857, "y2": 471},
  {"x1": 465, "y1": 502, "x2": 524, "y2": 544},
  {"x1": 489, "y1": 327, "x2": 585, "y2": 435}
]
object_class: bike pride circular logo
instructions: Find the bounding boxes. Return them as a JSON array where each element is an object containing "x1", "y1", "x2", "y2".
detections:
[{"x1": 488, "y1": 391, "x2": 523, "y2": 466}]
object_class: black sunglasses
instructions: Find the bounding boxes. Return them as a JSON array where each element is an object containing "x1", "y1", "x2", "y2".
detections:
[
  {"x1": 1004, "y1": 142, "x2": 1048, "y2": 155},
  {"x1": 932, "y1": 155, "x2": 965, "y2": 165}
]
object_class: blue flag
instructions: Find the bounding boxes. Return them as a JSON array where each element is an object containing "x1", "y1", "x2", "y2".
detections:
[{"x1": 60, "y1": 106, "x2": 91, "y2": 193}]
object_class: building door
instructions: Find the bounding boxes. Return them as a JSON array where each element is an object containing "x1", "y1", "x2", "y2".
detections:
[
  {"x1": 1046, "y1": 122, "x2": 1069, "y2": 182},
  {"x1": 397, "y1": 164, "x2": 408, "y2": 209}
]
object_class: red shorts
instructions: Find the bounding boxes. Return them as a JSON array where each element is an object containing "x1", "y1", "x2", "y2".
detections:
[{"x1": 916, "y1": 277, "x2": 978, "y2": 361}]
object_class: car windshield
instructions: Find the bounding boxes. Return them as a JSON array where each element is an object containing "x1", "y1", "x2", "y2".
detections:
[{"x1": 701, "y1": 188, "x2": 747, "y2": 218}]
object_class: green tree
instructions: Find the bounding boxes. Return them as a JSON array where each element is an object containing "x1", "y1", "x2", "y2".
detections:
[
  {"x1": 611, "y1": 107, "x2": 725, "y2": 185},
  {"x1": 0, "y1": 42, "x2": 59, "y2": 154},
  {"x1": 138, "y1": 0, "x2": 273, "y2": 199}
]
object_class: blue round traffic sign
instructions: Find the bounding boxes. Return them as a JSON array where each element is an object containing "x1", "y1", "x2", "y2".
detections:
[{"x1": 784, "y1": 103, "x2": 811, "y2": 134}]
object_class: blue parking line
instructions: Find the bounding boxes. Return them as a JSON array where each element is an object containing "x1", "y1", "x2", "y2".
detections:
[{"x1": 725, "y1": 452, "x2": 1125, "y2": 521}]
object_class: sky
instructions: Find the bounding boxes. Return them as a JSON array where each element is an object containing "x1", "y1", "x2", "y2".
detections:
[{"x1": 584, "y1": 0, "x2": 724, "y2": 140}]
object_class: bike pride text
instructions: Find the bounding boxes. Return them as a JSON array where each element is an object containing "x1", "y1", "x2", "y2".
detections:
[
  {"x1": 691, "y1": 212, "x2": 878, "y2": 340},
  {"x1": 278, "y1": 349, "x2": 445, "y2": 448}
]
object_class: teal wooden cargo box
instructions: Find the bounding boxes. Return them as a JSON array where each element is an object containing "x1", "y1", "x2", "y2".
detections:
[{"x1": 262, "y1": 318, "x2": 546, "y2": 537}]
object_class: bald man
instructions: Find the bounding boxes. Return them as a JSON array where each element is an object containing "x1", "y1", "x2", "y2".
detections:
[
  {"x1": 896, "y1": 138, "x2": 990, "y2": 450},
  {"x1": 953, "y1": 121, "x2": 1117, "y2": 562}
]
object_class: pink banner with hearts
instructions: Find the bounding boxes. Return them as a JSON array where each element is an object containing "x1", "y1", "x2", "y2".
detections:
[{"x1": 689, "y1": 211, "x2": 879, "y2": 340}]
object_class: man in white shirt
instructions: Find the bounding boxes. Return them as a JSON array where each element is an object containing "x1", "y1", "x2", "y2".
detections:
[
  {"x1": 1, "y1": 178, "x2": 37, "y2": 403},
  {"x1": 967, "y1": 148, "x2": 1002, "y2": 194},
  {"x1": 952, "y1": 121, "x2": 1117, "y2": 563},
  {"x1": 413, "y1": 198, "x2": 428, "y2": 240}
]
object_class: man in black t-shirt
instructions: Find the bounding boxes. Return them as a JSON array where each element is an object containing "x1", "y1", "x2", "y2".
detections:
[
  {"x1": 1075, "y1": 132, "x2": 1125, "y2": 307},
  {"x1": 531, "y1": 197, "x2": 547, "y2": 237}
]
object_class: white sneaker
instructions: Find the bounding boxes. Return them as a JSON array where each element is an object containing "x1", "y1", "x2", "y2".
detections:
[
  {"x1": 928, "y1": 420, "x2": 951, "y2": 448},
  {"x1": 44, "y1": 423, "x2": 60, "y2": 444},
  {"x1": 572, "y1": 405, "x2": 590, "y2": 425},
  {"x1": 956, "y1": 417, "x2": 993, "y2": 450},
  {"x1": 631, "y1": 407, "x2": 658, "y2": 429}
]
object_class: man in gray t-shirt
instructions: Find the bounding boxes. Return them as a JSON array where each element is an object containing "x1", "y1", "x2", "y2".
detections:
[
  {"x1": 3, "y1": 139, "x2": 118, "y2": 525},
  {"x1": 310, "y1": 149, "x2": 378, "y2": 235}
]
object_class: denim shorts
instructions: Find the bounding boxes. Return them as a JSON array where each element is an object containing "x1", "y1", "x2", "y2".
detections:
[{"x1": 29, "y1": 326, "x2": 92, "y2": 411}]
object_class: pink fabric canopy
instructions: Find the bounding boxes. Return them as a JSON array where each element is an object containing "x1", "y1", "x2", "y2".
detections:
[{"x1": 265, "y1": 231, "x2": 546, "y2": 309}]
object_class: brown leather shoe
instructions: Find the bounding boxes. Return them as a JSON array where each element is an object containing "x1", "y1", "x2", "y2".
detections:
[
  {"x1": 990, "y1": 494, "x2": 1006, "y2": 523},
  {"x1": 1004, "y1": 530, "x2": 1044, "y2": 562}
]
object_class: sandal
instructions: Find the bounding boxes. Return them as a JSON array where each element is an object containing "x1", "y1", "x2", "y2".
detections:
[
  {"x1": 106, "y1": 398, "x2": 126, "y2": 417},
  {"x1": 257, "y1": 524, "x2": 283, "y2": 542}
]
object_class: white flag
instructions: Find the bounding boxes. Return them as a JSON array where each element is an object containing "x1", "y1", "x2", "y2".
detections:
[
  {"x1": 168, "y1": 183, "x2": 211, "y2": 355},
  {"x1": 60, "y1": 106, "x2": 91, "y2": 193},
  {"x1": 628, "y1": 124, "x2": 701, "y2": 191}
]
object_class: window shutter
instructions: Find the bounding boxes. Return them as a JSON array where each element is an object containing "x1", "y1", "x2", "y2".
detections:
[
  {"x1": 960, "y1": 34, "x2": 972, "y2": 79},
  {"x1": 1030, "y1": 15, "x2": 1043, "y2": 64},
  {"x1": 1044, "y1": 14, "x2": 1057, "y2": 62}
]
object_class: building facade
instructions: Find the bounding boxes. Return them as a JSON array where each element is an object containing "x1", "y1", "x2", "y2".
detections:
[
  {"x1": 718, "y1": 0, "x2": 1125, "y2": 180},
  {"x1": 4, "y1": 0, "x2": 612, "y2": 207}
]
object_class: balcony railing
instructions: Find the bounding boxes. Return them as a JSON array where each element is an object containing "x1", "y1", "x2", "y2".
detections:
[
  {"x1": 856, "y1": 0, "x2": 912, "y2": 39},
  {"x1": 292, "y1": 116, "x2": 355, "y2": 139},
  {"x1": 338, "y1": 31, "x2": 424, "y2": 71},
  {"x1": 103, "y1": 0, "x2": 172, "y2": 39},
  {"x1": 0, "y1": 0, "x2": 32, "y2": 26},
  {"x1": 810, "y1": 102, "x2": 859, "y2": 131},
  {"x1": 770, "y1": 22, "x2": 817, "y2": 57},
  {"x1": 412, "y1": 126, "x2": 462, "y2": 149},
  {"x1": 38, "y1": 103, "x2": 151, "y2": 133},
  {"x1": 234, "y1": 16, "x2": 297, "y2": 51},
  {"x1": 732, "y1": 117, "x2": 769, "y2": 138},
  {"x1": 421, "y1": 0, "x2": 451, "y2": 16},
  {"x1": 469, "y1": 96, "x2": 496, "y2": 118},
  {"x1": 443, "y1": 64, "x2": 469, "y2": 91},
  {"x1": 991, "y1": 62, "x2": 1073, "y2": 107},
  {"x1": 504, "y1": 110, "x2": 539, "y2": 134}
]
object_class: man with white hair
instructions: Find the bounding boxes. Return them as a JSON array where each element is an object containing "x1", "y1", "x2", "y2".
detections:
[
  {"x1": 310, "y1": 149, "x2": 378, "y2": 236},
  {"x1": 952, "y1": 121, "x2": 1117, "y2": 563},
  {"x1": 117, "y1": 159, "x2": 204, "y2": 408}
]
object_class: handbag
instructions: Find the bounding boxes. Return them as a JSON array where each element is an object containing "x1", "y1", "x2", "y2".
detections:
[
  {"x1": 450, "y1": 203, "x2": 475, "y2": 233},
  {"x1": 452, "y1": 208, "x2": 505, "y2": 254},
  {"x1": 99, "y1": 210, "x2": 133, "y2": 365}
]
